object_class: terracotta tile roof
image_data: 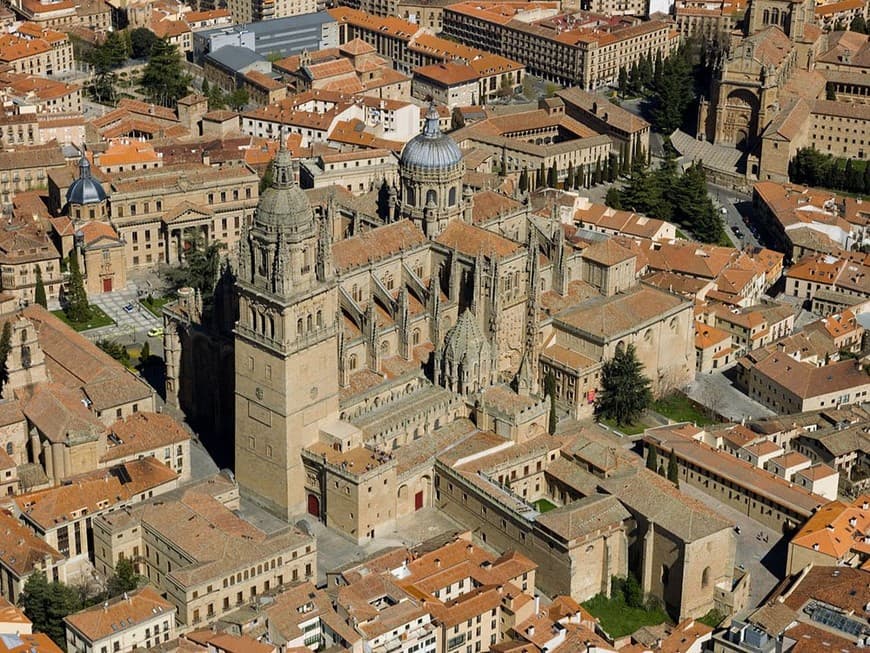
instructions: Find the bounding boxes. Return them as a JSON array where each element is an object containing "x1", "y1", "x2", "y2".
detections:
[
  {"x1": 339, "y1": 37, "x2": 376, "y2": 56},
  {"x1": 435, "y1": 220, "x2": 521, "y2": 258},
  {"x1": 101, "y1": 412, "x2": 190, "y2": 464},
  {"x1": 581, "y1": 238, "x2": 635, "y2": 266},
  {"x1": 603, "y1": 467, "x2": 732, "y2": 541},
  {"x1": 0, "y1": 632, "x2": 63, "y2": 653},
  {"x1": 753, "y1": 355, "x2": 870, "y2": 400},
  {"x1": 23, "y1": 382, "x2": 105, "y2": 444},
  {"x1": 21, "y1": 305, "x2": 153, "y2": 411},
  {"x1": 0, "y1": 596, "x2": 30, "y2": 627},
  {"x1": 186, "y1": 632, "x2": 276, "y2": 653},
  {"x1": 0, "y1": 508, "x2": 63, "y2": 577},
  {"x1": 15, "y1": 457, "x2": 179, "y2": 531},
  {"x1": 64, "y1": 587, "x2": 173, "y2": 643},
  {"x1": 770, "y1": 565, "x2": 870, "y2": 616},
  {"x1": 789, "y1": 495, "x2": 870, "y2": 560},
  {"x1": 535, "y1": 493, "x2": 629, "y2": 542},
  {"x1": 414, "y1": 62, "x2": 479, "y2": 85},
  {"x1": 244, "y1": 70, "x2": 284, "y2": 91},
  {"x1": 333, "y1": 220, "x2": 426, "y2": 273},
  {"x1": 555, "y1": 284, "x2": 688, "y2": 340},
  {"x1": 644, "y1": 426, "x2": 826, "y2": 517}
]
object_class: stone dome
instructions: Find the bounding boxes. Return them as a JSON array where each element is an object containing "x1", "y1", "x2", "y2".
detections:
[
  {"x1": 66, "y1": 154, "x2": 107, "y2": 206},
  {"x1": 444, "y1": 309, "x2": 490, "y2": 363},
  {"x1": 400, "y1": 103, "x2": 462, "y2": 171},
  {"x1": 254, "y1": 141, "x2": 313, "y2": 239}
]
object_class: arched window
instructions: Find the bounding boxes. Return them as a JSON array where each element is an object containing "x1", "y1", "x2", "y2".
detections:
[
  {"x1": 250, "y1": 307, "x2": 257, "y2": 329},
  {"x1": 349, "y1": 354, "x2": 358, "y2": 370},
  {"x1": 297, "y1": 318, "x2": 303, "y2": 336},
  {"x1": 448, "y1": 186, "x2": 457, "y2": 206},
  {"x1": 406, "y1": 187, "x2": 415, "y2": 206},
  {"x1": 701, "y1": 566, "x2": 710, "y2": 588},
  {"x1": 5, "y1": 442, "x2": 11, "y2": 456},
  {"x1": 426, "y1": 189, "x2": 437, "y2": 206},
  {"x1": 307, "y1": 314, "x2": 313, "y2": 332},
  {"x1": 763, "y1": 8, "x2": 769, "y2": 22},
  {"x1": 20, "y1": 329, "x2": 26, "y2": 343},
  {"x1": 268, "y1": 316, "x2": 275, "y2": 339},
  {"x1": 616, "y1": 340, "x2": 626, "y2": 354},
  {"x1": 771, "y1": 8, "x2": 779, "y2": 24},
  {"x1": 316, "y1": 310, "x2": 322, "y2": 327},
  {"x1": 412, "y1": 328, "x2": 421, "y2": 345}
]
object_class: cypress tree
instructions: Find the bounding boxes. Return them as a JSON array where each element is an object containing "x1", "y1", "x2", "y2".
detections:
[
  {"x1": 547, "y1": 161, "x2": 558, "y2": 188},
  {"x1": 545, "y1": 372, "x2": 557, "y2": 434},
  {"x1": 537, "y1": 162, "x2": 546, "y2": 189},
  {"x1": 0, "y1": 321, "x2": 10, "y2": 394},
  {"x1": 565, "y1": 162, "x2": 574, "y2": 189},
  {"x1": 34, "y1": 265, "x2": 47, "y2": 308},
  {"x1": 646, "y1": 444, "x2": 658, "y2": 471},
  {"x1": 519, "y1": 167, "x2": 529, "y2": 193},
  {"x1": 65, "y1": 251, "x2": 90, "y2": 324}
]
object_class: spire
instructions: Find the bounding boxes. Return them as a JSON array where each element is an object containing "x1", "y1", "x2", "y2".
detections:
[
  {"x1": 272, "y1": 129, "x2": 294, "y2": 189},
  {"x1": 423, "y1": 101, "x2": 441, "y2": 138},
  {"x1": 78, "y1": 148, "x2": 91, "y2": 179}
]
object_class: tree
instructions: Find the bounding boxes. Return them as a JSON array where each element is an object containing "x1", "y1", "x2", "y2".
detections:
[
  {"x1": 21, "y1": 571, "x2": 82, "y2": 647},
  {"x1": 547, "y1": 161, "x2": 558, "y2": 188},
  {"x1": 34, "y1": 265, "x2": 47, "y2": 308},
  {"x1": 596, "y1": 344, "x2": 652, "y2": 426},
  {"x1": 649, "y1": 48, "x2": 694, "y2": 133},
  {"x1": 106, "y1": 558, "x2": 141, "y2": 597},
  {"x1": 565, "y1": 162, "x2": 574, "y2": 190},
  {"x1": 97, "y1": 339, "x2": 131, "y2": 366},
  {"x1": 162, "y1": 231, "x2": 227, "y2": 308},
  {"x1": 667, "y1": 448, "x2": 679, "y2": 486},
  {"x1": 139, "y1": 38, "x2": 190, "y2": 107},
  {"x1": 617, "y1": 66, "x2": 628, "y2": 98},
  {"x1": 545, "y1": 372, "x2": 557, "y2": 434},
  {"x1": 518, "y1": 167, "x2": 529, "y2": 193},
  {"x1": 623, "y1": 574, "x2": 644, "y2": 608},
  {"x1": 227, "y1": 87, "x2": 249, "y2": 111},
  {"x1": 851, "y1": 15, "x2": 867, "y2": 33},
  {"x1": 537, "y1": 162, "x2": 546, "y2": 189},
  {"x1": 130, "y1": 27, "x2": 158, "y2": 59},
  {"x1": 605, "y1": 186, "x2": 622, "y2": 209},
  {"x1": 86, "y1": 30, "x2": 128, "y2": 72},
  {"x1": 64, "y1": 252, "x2": 90, "y2": 324},
  {"x1": 0, "y1": 321, "x2": 11, "y2": 394},
  {"x1": 646, "y1": 444, "x2": 658, "y2": 471},
  {"x1": 138, "y1": 340, "x2": 151, "y2": 367}
]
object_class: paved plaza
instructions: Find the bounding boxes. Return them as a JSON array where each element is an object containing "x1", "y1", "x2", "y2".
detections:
[{"x1": 86, "y1": 281, "x2": 162, "y2": 343}]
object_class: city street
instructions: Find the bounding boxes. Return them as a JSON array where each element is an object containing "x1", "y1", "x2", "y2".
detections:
[{"x1": 711, "y1": 185, "x2": 762, "y2": 248}]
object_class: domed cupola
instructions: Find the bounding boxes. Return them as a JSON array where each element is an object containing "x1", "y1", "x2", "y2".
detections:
[
  {"x1": 438, "y1": 309, "x2": 492, "y2": 396},
  {"x1": 238, "y1": 136, "x2": 327, "y2": 299},
  {"x1": 399, "y1": 102, "x2": 466, "y2": 238},
  {"x1": 253, "y1": 138, "x2": 314, "y2": 243},
  {"x1": 66, "y1": 151, "x2": 107, "y2": 220},
  {"x1": 401, "y1": 103, "x2": 463, "y2": 171}
]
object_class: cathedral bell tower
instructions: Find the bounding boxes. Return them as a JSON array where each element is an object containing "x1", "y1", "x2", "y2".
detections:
[{"x1": 234, "y1": 138, "x2": 338, "y2": 518}]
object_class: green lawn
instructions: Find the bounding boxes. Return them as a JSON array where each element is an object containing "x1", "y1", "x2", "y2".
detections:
[
  {"x1": 599, "y1": 416, "x2": 647, "y2": 436},
  {"x1": 141, "y1": 295, "x2": 172, "y2": 318},
  {"x1": 652, "y1": 393, "x2": 717, "y2": 426},
  {"x1": 52, "y1": 306, "x2": 115, "y2": 331},
  {"x1": 582, "y1": 594, "x2": 670, "y2": 638},
  {"x1": 534, "y1": 498, "x2": 558, "y2": 513}
]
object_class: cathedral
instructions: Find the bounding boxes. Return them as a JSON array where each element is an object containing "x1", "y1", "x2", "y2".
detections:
[{"x1": 167, "y1": 103, "x2": 696, "y2": 531}]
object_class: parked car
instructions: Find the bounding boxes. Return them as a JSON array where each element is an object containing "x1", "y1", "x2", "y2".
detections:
[
  {"x1": 123, "y1": 303, "x2": 135, "y2": 313},
  {"x1": 147, "y1": 327, "x2": 164, "y2": 338}
]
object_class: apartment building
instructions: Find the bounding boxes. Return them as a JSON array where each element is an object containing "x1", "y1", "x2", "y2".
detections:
[
  {"x1": 644, "y1": 424, "x2": 829, "y2": 531},
  {"x1": 442, "y1": 2, "x2": 679, "y2": 90},
  {"x1": 0, "y1": 508, "x2": 67, "y2": 603},
  {"x1": 64, "y1": 588, "x2": 177, "y2": 653},
  {"x1": 300, "y1": 149, "x2": 398, "y2": 194},
  {"x1": 673, "y1": 0, "x2": 746, "y2": 43},
  {"x1": 92, "y1": 474, "x2": 317, "y2": 628},
  {"x1": 451, "y1": 98, "x2": 611, "y2": 182},
  {"x1": 786, "y1": 495, "x2": 870, "y2": 573},
  {"x1": 0, "y1": 145, "x2": 66, "y2": 204},
  {"x1": 785, "y1": 253, "x2": 870, "y2": 303},
  {"x1": 0, "y1": 206, "x2": 63, "y2": 306},
  {"x1": 225, "y1": 0, "x2": 316, "y2": 30},
  {"x1": 12, "y1": 458, "x2": 180, "y2": 579},
  {"x1": 0, "y1": 24, "x2": 74, "y2": 76}
]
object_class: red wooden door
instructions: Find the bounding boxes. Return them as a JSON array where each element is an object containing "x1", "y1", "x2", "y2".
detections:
[
  {"x1": 414, "y1": 491, "x2": 423, "y2": 511},
  {"x1": 102, "y1": 278, "x2": 113, "y2": 292},
  {"x1": 307, "y1": 494, "x2": 320, "y2": 518}
]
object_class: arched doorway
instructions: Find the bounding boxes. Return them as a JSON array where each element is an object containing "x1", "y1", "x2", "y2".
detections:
[{"x1": 307, "y1": 494, "x2": 320, "y2": 518}]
